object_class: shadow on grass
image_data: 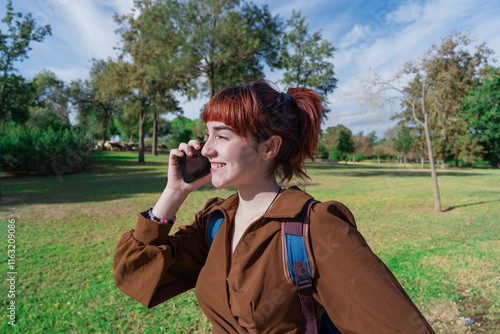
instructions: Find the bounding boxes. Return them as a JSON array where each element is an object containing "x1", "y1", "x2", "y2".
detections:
[
  {"x1": 307, "y1": 163, "x2": 485, "y2": 178},
  {"x1": 443, "y1": 199, "x2": 500, "y2": 212},
  {"x1": 0, "y1": 152, "x2": 494, "y2": 206},
  {"x1": 0, "y1": 152, "x2": 218, "y2": 206}
]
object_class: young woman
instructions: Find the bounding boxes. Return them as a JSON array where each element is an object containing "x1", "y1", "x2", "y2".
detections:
[{"x1": 113, "y1": 79, "x2": 434, "y2": 333}]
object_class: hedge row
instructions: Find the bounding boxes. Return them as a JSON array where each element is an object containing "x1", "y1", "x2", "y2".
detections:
[{"x1": 0, "y1": 122, "x2": 94, "y2": 176}]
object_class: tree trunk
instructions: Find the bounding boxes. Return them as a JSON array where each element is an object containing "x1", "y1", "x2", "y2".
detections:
[
  {"x1": 404, "y1": 155, "x2": 407, "y2": 167},
  {"x1": 138, "y1": 110, "x2": 146, "y2": 163},
  {"x1": 208, "y1": 77, "x2": 214, "y2": 99},
  {"x1": 0, "y1": 69, "x2": 7, "y2": 120},
  {"x1": 377, "y1": 154, "x2": 380, "y2": 163},
  {"x1": 423, "y1": 117, "x2": 441, "y2": 212},
  {"x1": 421, "y1": 155, "x2": 425, "y2": 169},
  {"x1": 102, "y1": 111, "x2": 110, "y2": 150},
  {"x1": 0, "y1": 82, "x2": 5, "y2": 120},
  {"x1": 152, "y1": 113, "x2": 158, "y2": 156},
  {"x1": 353, "y1": 154, "x2": 356, "y2": 163}
]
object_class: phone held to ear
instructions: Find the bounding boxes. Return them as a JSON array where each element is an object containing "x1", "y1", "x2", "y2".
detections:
[{"x1": 175, "y1": 141, "x2": 211, "y2": 183}]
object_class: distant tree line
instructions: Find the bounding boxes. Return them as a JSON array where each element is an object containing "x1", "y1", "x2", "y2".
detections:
[
  {"x1": 1, "y1": 0, "x2": 337, "y2": 167},
  {"x1": 1, "y1": 0, "x2": 498, "y2": 185}
]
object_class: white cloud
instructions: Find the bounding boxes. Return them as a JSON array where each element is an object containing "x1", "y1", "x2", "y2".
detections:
[
  {"x1": 386, "y1": 0, "x2": 423, "y2": 23},
  {"x1": 339, "y1": 24, "x2": 371, "y2": 49},
  {"x1": 324, "y1": 0, "x2": 500, "y2": 135},
  {"x1": 60, "y1": 1, "x2": 122, "y2": 60}
]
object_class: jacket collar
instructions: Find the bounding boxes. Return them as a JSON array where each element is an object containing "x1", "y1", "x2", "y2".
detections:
[{"x1": 208, "y1": 186, "x2": 313, "y2": 219}]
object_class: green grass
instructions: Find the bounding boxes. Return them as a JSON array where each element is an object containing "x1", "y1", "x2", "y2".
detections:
[{"x1": 1, "y1": 152, "x2": 499, "y2": 333}]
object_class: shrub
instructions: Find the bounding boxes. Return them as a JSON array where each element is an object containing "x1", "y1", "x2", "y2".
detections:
[
  {"x1": 316, "y1": 143, "x2": 329, "y2": 159},
  {"x1": 328, "y1": 149, "x2": 343, "y2": 160},
  {"x1": 0, "y1": 122, "x2": 94, "y2": 176}
]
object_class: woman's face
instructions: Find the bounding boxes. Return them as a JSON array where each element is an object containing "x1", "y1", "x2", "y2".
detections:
[{"x1": 201, "y1": 121, "x2": 266, "y2": 189}]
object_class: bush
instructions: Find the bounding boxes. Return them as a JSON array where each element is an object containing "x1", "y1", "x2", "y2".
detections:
[
  {"x1": 471, "y1": 157, "x2": 492, "y2": 168},
  {"x1": 0, "y1": 122, "x2": 94, "y2": 175},
  {"x1": 349, "y1": 153, "x2": 366, "y2": 162},
  {"x1": 316, "y1": 143, "x2": 329, "y2": 159},
  {"x1": 328, "y1": 149, "x2": 343, "y2": 160}
]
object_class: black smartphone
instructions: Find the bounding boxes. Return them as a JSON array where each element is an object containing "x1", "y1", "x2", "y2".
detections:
[{"x1": 175, "y1": 141, "x2": 211, "y2": 183}]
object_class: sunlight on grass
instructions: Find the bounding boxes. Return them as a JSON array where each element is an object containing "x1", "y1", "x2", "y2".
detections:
[{"x1": 1, "y1": 152, "x2": 498, "y2": 333}]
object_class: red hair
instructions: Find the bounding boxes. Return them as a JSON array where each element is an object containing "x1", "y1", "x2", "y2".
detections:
[{"x1": 203, "y1": 79, "x2": 322, "y2": 182}]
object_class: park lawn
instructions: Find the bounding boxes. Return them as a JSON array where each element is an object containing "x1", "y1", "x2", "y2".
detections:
[{"x1": 1, "y1": 151, "x2": 498, "y2": 333}]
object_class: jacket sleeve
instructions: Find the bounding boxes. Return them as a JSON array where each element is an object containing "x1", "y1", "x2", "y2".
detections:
[
  {"x1": 112, "y1": 197, "x2": 220, "y2": 308},
  {"x1": 310, "y1": 201, "x2": 435, "y2": 334}
]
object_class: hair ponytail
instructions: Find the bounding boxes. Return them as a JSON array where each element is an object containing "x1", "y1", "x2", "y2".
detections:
[
  {"x1": 279, "y1": 87, "x2": 322, "y2": 181},
  {"x1": 203, "y1": 79, "x2": 323, "y2": 182}
]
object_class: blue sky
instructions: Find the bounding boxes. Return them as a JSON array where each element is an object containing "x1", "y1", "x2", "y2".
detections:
[{"x1": 4, "y1": 0, "x2": 500, "y2": 137}]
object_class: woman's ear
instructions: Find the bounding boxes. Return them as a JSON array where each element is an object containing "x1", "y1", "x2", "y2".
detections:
[{"x1": 259, "y1": 135, "x2": 282, "y2": 161}]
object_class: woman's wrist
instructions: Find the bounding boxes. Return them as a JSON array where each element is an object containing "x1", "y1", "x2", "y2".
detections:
[
  {"x1": 151, "y1": 187, "x2": 189, "y2": 222},
  {"x1": 147, "y1": 206, "x2": 176, "y2": 224}
]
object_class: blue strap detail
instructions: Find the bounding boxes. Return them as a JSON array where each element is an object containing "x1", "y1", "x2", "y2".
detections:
[
  {"x1": 286, "y1": 234, "x2": 311, "y2": 281},
  {"x1": 207, "y1": 210, "x2": 224, "y2": 248},
  {"x1": 285, "y1": 198, "x2": 317, "y2": 281}
]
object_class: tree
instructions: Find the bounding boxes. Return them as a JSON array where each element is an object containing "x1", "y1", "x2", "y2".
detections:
[
  {"x1": 425, "y1": 32, "x2": 492, "y2": 167},
  {"x1": 0, "y1": 0, "x2": 51, "y2": 122},
  {"x1": 165, "y1": 116, "x2": 195, "y2": 149},
  {"x1": 278, "y1": 10, "x2": 337, "y2": 119},
  {"x1": 367, "y1": 68, "x2": 443, "y2": 210},
  {"x1": 113, "y1": 106, "x2": 140, "y2": 143},
  {"x1": 362, "y1": 32, "x2": 493, "y2": 212},
  {"x1": 107, "y1": 0, "x2": 185, "y2": 162},
  {"x1": 393, "y1": 126, "x2": 414, "y2": 166},
  {"x1": 323, "y1": 124, "x2": 354, "y2": 164},
  {"x1": 177, "y1": 0, "x2": 282, "y2": 98},
  {"x1": 322, "y1": 124, "x2": 344, "y2": 153},
  {"x1": 372, "y1": 145, "x2": 384, "y2": 163},
  {"x1": 337, "y1": 127, "x2": 354, "y2": 164},
  {"x1": 353, "y1": 132, "x2": 373, "y2": 162},
  {"x1": 0, "y1": 74, "x2": 35, "y2": 124},
  {"x1": 70, "y1": 59, "x2": 121, "y2": 149},
  {"x1": 26, "y1": 70, "x2": 71, "y2": 130},
  {"x1": 461, "y1": 66, "x2": 500, "y2": 167}
]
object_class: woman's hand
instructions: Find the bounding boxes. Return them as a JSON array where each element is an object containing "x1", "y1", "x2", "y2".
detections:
[
  {"x1": 150, "y1": 140, "x2": 212, "y2": 221},
  {"x1": 166, "y1": 139, "x2": 212, "y2": 194}
]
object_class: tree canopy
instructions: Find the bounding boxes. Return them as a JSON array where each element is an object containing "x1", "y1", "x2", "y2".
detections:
[
  {"x1": 0, "y1": 0, "x2": 51, "y2": 122},
  {"x1": 462, "y1": 66, "x2": 500, "y2": 167},
  {"x1": 278, "y1": 10, "x2": 336, "y2": 119}
]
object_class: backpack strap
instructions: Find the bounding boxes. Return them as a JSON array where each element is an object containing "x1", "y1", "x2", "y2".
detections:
[
  {"x1": 284, "y1": 199, "x2": 342, "y2": 334},
  {"x1": 207, "y1": 210, "x2": 224, "y2": 248},
  {"x1": 283, "y1": 198, "x2": 319, "y2": 334}
]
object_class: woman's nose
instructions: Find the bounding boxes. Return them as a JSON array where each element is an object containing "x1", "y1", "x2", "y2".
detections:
[{"x1": 201, "y1": 139, "x2": 215, "y2": 157}]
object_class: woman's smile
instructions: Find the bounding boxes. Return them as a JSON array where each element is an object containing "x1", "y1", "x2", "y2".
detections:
[{"x1": 210, "y1": 162, "x2": 226, "y2": 171}]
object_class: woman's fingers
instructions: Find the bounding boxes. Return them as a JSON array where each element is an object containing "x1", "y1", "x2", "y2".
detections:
[
  {"x1": 178, "y1": 140, "x2": 201, "y2": 157},
  {"x1": 188, "y1": 139, "x2": 202, "y2": 150}
]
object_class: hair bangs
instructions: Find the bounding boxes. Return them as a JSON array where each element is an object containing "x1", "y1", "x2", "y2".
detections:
[{"x1": 202, "y1": 87, "x2": 264, "y2": 138}]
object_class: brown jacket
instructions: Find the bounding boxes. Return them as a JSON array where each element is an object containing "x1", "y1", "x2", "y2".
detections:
[{"x1": 113, "y1": 186, "x2": 434, "y2": 333}]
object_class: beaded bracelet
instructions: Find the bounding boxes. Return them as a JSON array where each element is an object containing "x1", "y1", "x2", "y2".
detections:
[{"x1": 147, "y1": 206, "x2": 176, "y2": 224}]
